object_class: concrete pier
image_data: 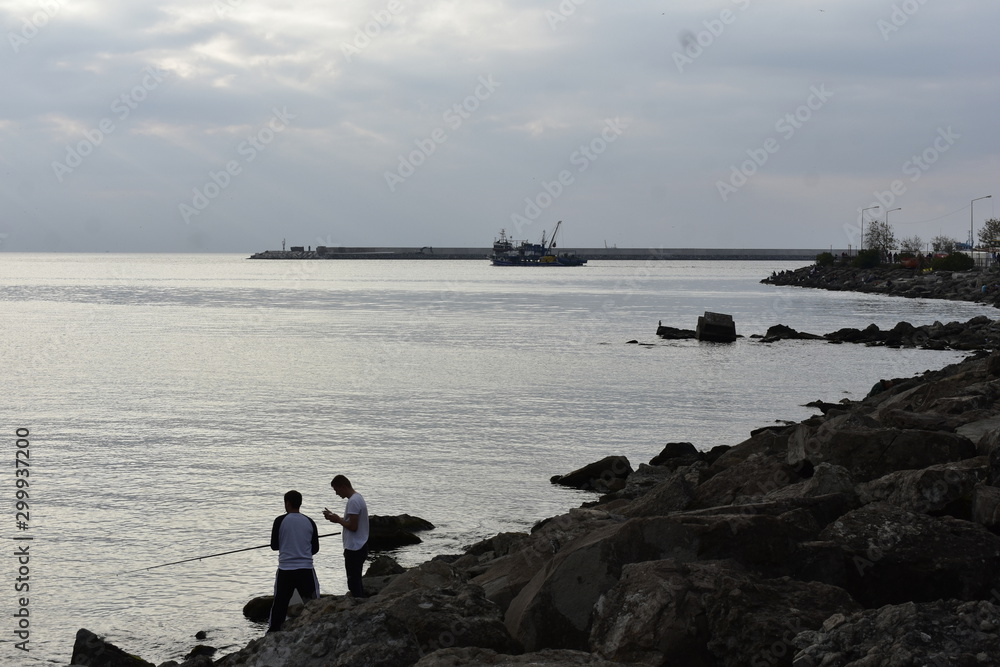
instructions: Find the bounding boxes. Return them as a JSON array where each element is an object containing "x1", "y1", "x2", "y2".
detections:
[{"x1": 248, "y1": 247, "x2": 843, "y2": 261}]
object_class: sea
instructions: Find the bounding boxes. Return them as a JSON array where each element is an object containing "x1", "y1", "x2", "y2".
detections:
[{"x1": 0, "y1": 253, "x2": 992, "y2": 665}]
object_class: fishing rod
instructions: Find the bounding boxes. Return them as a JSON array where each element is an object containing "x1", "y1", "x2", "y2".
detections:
[{"x1": 119, "y1": 532, "x2": 341, "y2": 575}]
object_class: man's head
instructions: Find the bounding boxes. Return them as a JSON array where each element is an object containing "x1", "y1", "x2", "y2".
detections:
[
  {"x1": 331, "y1": 475, "x2": 353, "y2": 498},
  {"x1": 284, "y1": 489, "x2": 303, "y2": 511}
]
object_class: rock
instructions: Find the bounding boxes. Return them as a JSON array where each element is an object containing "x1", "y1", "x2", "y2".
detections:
[
  {"x1": 818, "y1": 502, "x2": 1000, "y2": 607},
  {"x1": 959, "y1": 416, "x2": 1000, "y2": 448},
  {"x1": 590, "y1": 559, "x2": 859, "y2": 667},
  {"x1": 185, "y1": 645, "x2": 216, "y2": 659},
  {"x1": 366, "y1": 553, "x2": 407, "y2": 577},
  {"x1": 415, "y1": 647, "x2": 643, "y2": 666},
  {"x1": 216, "y1": 606, "x2": 420, "y2": 667},
  {"x1": 648, "y1": 441, "x2": 700, "y2": 466},
  {"x1": 618, "y1": 468, "x2": 696, "y2": 517},
  {"x1": 759, "y1": 324, "x2": 824, "y2": 343},
  {"x1": 655, "y1": 325, "x2": 696, "y2": 340},
  {"x1": 380, "y1": 560, "x2": 468, "y2": 598},
  {"x1": 471, "y1": 510, "x2": 618, "y2": 615},
  {"x1": 696, "y1": 311, "x2": 737, "y2": 343},
  {"x1": 243, "y1": 596, "x2": 274, "y2": 623},
  {"x1": 550, "y1": 456, "x2": 633, "y2": 493},
  {"x1": 70, "y1": 628, "x2": 155, "y2": 667},
  {"x1": 788, "y1": 420, "x2": 977, "y2": 482},
  {"x1": 972, "y1": 483, "x2": 1000, "y2": 531},
  {"x1": 878, "y1": 408, "x2": 962, "y2": 431},
  {"x1": 692, "y1": 452, "x2": 803, "y2": 508},
  {"x1": 368, "y1": 514, "x2": 435, "y2": 550},
  {"x1": 792, "y1": 600, "x2": 1000, "y2": 666},
  {"x1": 856, "y1": 457, "x2": 989, "y2": 518},
  {"x1": 504, "y1": 509, "x2": 824, "y2": 652},
  {"x1": 763, "y1": 463, "x2": 857, "y2": 504},
  {"x1": 194, "y1": 630, "x2": 208, "y2": 640}
]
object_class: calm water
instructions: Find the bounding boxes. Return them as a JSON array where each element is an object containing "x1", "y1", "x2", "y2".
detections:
[{"x1": 0, "y1": 254, "x2": 991, "y2": 665}]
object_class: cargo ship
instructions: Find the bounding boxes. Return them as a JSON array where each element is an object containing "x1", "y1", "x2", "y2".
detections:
[{"x1": 490, "y1": 221, "x2": 587, "y2": 266}]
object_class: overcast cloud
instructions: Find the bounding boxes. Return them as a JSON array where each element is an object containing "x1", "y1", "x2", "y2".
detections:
[{"x1": 2, "y1": 0, "x2": 998, "y2": 252}]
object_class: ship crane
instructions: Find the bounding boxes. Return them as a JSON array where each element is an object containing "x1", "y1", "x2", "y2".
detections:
[{"x1": 547, "y1": 220, "x2": 563, "y2": 250}]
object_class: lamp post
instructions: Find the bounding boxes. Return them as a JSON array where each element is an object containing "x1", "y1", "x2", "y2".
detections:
[
  {"x1": 861, "y1": 206, "x2": 879, "y2": 252},
  {"x1": 885, "y1": 207, "x2": 900, "y2": 258},
  {"x1": 971, "y1": 195, "x2": 992, "y2": 260}
]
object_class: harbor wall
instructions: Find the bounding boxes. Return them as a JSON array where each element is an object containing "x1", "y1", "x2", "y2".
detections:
[{"x1": 249, "y1": 247, "x2": 844, "y2": 260}]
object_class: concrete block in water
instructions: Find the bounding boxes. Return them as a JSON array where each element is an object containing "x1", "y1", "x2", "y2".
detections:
[{"x1": 696, "y1": 311, "x2": 737, "y2": 343}]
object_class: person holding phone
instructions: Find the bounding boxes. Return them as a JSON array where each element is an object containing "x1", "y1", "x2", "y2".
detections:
[{"x1": 323, "y1": 475, "x2": 369, "y2": 598}]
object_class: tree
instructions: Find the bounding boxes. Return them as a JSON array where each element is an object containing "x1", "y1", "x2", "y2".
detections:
[
  {"x1": 931, "y1": 235, "x2": 957, "y2": 254},
  {"x1": 977, "y1": 218, "x2": 1000, "y2": 249},
  {"x1": 864, "y1": 220, "x2": 897, "y2": 258},
  {"x1": 899, "y1": 235, "x2": 923, "y2": 255}
]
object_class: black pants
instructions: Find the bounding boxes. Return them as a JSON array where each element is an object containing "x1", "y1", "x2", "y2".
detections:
[
  {"x1": 344, "y1": 543, "x2": 369, "y2": 597},
  {"x1": 268, "y1": 567, "x2": 319, "y2": 632}
]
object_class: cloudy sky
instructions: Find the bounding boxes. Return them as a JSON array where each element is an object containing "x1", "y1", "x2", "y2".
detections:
[{"x1": 2, "y1": 0, "x2": 998, "y2": 252}]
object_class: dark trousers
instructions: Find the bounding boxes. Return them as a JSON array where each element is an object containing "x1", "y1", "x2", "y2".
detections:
[
  {"x1": 268, "y1": 568, "x2": 319, "y2": 632},
  {"x1": 344, "y1": 542, "x2": 369, "y2": 598}
]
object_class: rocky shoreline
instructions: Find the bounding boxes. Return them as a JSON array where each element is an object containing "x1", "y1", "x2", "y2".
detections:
[
  {"x1": 762, "y1": 262, "x2": 1000, "y2": 308},
  {"x1": 70, "y1": 312, "x2": 1000, "y2": 665}
]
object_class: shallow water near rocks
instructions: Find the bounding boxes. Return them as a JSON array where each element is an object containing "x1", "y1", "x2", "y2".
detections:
[{"x1": 0, "y1": 254, "x2": 990, "y2": 664}]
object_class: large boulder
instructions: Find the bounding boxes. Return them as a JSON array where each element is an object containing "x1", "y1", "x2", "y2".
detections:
[
  {"x1": 368, "y1": 514, "x2": 435, "y2": 550},
  {"x1": 793, "y1": 600, "x2": 1000, "y2": 666},
  {"x1": 415, "y1": 647, "x2": 645, "y2": 666},
  {"x1": 618, "y1": 467, "x2": 697, "y2": 517},
  {"x1": 589, "y1": 559, "x2": 859, "y2": 667},
  {"x1": 219, "y1": 578, "x2": 518, "y2": 667},
  {"x1": 504, "y1": 510, "x2": 824, "y2": 652},
  {"x1": 788, "y1": 420, "x2": 976, "y2": 482},
  {"x1": 692, "y1": 453, "x2": 803, "y2": 508},
  {"x1": 471, "y1": 510, "x2": 619, "y2": 614},
  {"x1": 818, "y1": 502, "x2": 1000, "y2": 607},
  {"x1": 70, "y1": 629, "x2": 155, "y2": 667},
  {"x1": 550, "y1": 456, "x2": 633, "y2": 493},
  {"x1": 856, "y1": 457, "x2": 989, "y2": 518}
]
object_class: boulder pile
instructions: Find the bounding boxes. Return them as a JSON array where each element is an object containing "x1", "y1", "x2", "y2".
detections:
[
  {"x1": 762, "y1": 264, "x2": 1000, "y2": 307},
  {"x1": 73, "y1": 351, "x2": 1000, "y2": 666}
]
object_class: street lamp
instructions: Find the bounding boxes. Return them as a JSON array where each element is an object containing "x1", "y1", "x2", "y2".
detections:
[
  {"x1": 885, "y1": 207, "x2": 901, "y2": 257},
  {"x1": 861, "y1": 205, "x2": 879, "y2": 251},
  {"x1": 971, "y1": 195, "x2": 992, "y2": 250}
]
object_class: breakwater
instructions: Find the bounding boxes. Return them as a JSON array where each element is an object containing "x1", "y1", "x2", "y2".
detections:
[
  {"x1": 763, "y1": 262, "x2": 1000, "y2": 308},
  {"x1": 249, "y1": 247, "x2": 843, "y2": 260}
]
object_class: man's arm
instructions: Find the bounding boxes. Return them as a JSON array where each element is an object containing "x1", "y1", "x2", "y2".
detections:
[
  {"x1": 310, "y1": 517, "x2": 320, "y2": 555},
  {"x1": 271, "y1": 515, "x2": 284, "y2": 551},
  {"x1": 342, "y1": 514, "x2": 359, "y2": 532}
]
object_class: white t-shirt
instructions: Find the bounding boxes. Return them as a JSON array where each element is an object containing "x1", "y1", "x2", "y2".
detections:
[{"x1": 343, "y1": 492, "x2": 369, "y2": 551}]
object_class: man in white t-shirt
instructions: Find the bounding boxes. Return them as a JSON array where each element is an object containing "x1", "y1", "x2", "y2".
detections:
[
  {"x1": 323, "y1": 474, "x2": 369, "y2": 597},
  {"x1": 268, "y1": 490, "x2": 320, "y2": 632}
]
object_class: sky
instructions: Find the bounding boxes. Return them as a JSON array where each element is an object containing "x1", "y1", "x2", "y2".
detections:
[{"x1": 1, "y1": 0, "x2": 998, "y2": 253}]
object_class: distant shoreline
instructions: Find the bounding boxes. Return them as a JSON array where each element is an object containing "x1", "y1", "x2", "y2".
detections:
[{"x1": 248, "y1": 247, "x2": 844, "y2": 261}]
